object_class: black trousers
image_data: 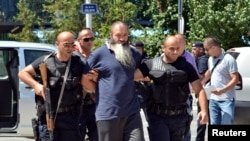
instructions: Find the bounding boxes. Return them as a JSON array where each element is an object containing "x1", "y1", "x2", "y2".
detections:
[{"x1": 195, "y1": 100, "x2": 209, "y2": 141}]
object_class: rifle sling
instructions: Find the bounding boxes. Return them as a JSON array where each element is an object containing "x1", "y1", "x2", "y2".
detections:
[{"x1": 54, "y1": 57, "x2": 71, "y2": 123}]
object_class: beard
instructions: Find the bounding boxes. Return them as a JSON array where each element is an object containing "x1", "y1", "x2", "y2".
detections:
[{"x1": 110, "y1": 43, "x2": 134, "y2": 68}]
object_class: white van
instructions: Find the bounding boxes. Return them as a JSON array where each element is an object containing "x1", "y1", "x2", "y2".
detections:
[
  {"x1": 227, "y1": 47, "x2": 250, "y2": 124},
  {"x1": 0, "y1": 41, "x2": 56, "y2": 137}
]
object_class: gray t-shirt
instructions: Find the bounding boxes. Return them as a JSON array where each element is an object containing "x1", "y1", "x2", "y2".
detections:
[{"x1": 209, "y1": 53, "x2": 238, "y2": 101}]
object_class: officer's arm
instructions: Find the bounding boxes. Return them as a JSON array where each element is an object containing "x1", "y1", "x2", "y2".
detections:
[
  {"x1": 81, "y1": 69, "x2": 98, "y2": 93},
  {"x1": 18, "y1": 64, "x2": 45, "y2": 99},
  {"x1": 191, "y1": 79, "x2": 209, "y2": 124},
  {"x1": 201, "y1": 70, "x2": 211, "y2": 85},
  {"x1": 18, "y1": 64, "x2": 37, "y2": 87},
  {"x1": 134, "y1": 69, "x2": 145, "y2": 81}
]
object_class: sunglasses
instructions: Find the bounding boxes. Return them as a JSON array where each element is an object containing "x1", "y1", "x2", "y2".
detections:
[
  {"x1": 62, "y1": 42, "x2": 75, "y2": 48},
  {"x1": 82, "y1": 37, "x2": 95, "y2": 42},
  {"x1": 205, "y1": 46, "x2": 213, "y2": 51}
]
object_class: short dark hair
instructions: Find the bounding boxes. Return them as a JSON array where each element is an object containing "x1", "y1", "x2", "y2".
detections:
[{"x1": 204, "y1": 37, "x2": 221, "y2": 47}]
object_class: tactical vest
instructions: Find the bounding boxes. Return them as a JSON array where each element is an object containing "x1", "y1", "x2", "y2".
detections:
[
  {"x1": 44, "y1": 53, "x2": 83, "y2": 108},
  {"x1": 149, "y1": 56, "x2": 190, "y2": 107}
]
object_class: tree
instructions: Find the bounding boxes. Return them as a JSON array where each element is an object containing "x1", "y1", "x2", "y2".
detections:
[
  {"x1": 187, "y1": 0, "x2": 250, "y2": 49},
  {"x1": 8, "y1": 0, "x2": 40, "y2": 42},
  {"x1": 43, "y1": 0, "x2": 85, "y2": 43},
  {"x1": 42, "y1": 0, "x2": 137, "y2": 47},
  {"x1": 133, "y1": 0, "x2": 182, "y2": 57}
]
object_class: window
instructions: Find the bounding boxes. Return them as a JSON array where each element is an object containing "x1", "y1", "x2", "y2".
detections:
[
  {"x1": 24, "y1": 50, "x2": 51, "y2": 66},
  {"x1": 0, "y1": 51, "x2": 8, "y2": 78}
]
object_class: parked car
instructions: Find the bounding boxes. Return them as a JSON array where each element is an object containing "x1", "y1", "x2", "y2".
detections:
[
  {"x1": 0, "y1": 41, "x2": 56, "y2": 137},
  {"x1": 227, "y1": 47, "x2": 250, "y2": 124}
]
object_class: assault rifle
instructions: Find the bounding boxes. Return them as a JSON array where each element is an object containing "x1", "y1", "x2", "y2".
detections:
[{"x1": 39, "y1": 63, "x2": 54, "y2": 140}]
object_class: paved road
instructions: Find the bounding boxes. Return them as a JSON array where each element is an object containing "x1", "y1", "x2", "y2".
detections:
[{"x1": 0, "y1": 97, "x2": 208, "y2": 141}]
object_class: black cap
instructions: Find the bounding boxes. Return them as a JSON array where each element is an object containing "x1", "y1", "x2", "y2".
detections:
[
  {"x1": 192, "y1": 42, "x2": 204, "y2": 48},
  {"x1": 132, "y1": 41, "x2": 144, "y2": 48}
]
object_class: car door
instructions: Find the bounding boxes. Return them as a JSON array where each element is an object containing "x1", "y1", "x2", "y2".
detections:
[
  {"x1": 18, "y1": 48, "x2": 54, "y2": 136},
  {"x1": 0, "y1": 48, "x2": 19, "y2": 133}
]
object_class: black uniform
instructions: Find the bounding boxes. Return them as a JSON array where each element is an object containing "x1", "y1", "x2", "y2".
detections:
[
  {"x1": 73, "y1": 50, "x2": 98, "y2": 141},
  {"x1": 139, "y1": 56, "x2": 199, "y2": 141},
  {"x1": 33, "y1": 53, "x2": 83, "y2": 141}
]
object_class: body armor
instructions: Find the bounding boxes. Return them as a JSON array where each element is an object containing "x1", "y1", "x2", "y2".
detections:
[
  {"x1": 35, "y1": 54, "x2": 83, "y2": 117},
  {"x1": 149, "y1": 57, "x2": 190, "y2": 107}
]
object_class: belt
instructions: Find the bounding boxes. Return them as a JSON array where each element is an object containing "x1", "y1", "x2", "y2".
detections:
[
  {"x1": 84, "y1": 99, "x2": 94, "y2": 105},
  {"x1": 57, "y1": 105, "x2": 76, "y2": 113},
  {"x1": 149, "y1": 103, "x2": 187, "y2": 116}
]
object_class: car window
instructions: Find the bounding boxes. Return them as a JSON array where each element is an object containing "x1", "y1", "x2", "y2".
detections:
[
  {"x1": 24, "y1": 50, "x2": 51, "y2": 66},
  {"x1": 0, "y1": 51, "x2": 8, "y2": 78},
  {"x1": 227, "y1": 52, "x2": 239, "y2": 59}
]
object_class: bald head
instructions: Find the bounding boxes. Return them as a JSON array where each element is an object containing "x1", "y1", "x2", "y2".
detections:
[
  {"x1": 78, "y1": 28, "x2": 94, "y2": 38},
  {"x1": 56, "y1": 31, "x2": 75, "y2": 42},
  {"x1": 162, "y1": 35, "x2": 181, "y2": 63},
  {"x1": 163, "y1": 35, "x2": 180, "y2": 47}
]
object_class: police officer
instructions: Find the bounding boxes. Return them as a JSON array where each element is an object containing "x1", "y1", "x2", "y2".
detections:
[
  {"x1": 134, "y1": 35, "x2": 208, "y2": 141},
  {"x1": 18, "y1": 31, "x2": 83, "y2": 141},
  {"x1": 132, "y1": 41, "x2": 151, "y2": 109},
  {"x1": 191, "y1": 41, "x2": 209, "y2": 141},
  {"x1": 73, "y1": 28, "x2": 98, "y2": 141}
]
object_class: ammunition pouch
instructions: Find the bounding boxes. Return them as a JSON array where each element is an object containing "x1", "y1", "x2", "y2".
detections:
[
  {"x1": 65, "y1": 77, "x2": 80, "y2": 90},
  {"x1": 49, "y1": 76, "x2": 80, "y2": 90}
]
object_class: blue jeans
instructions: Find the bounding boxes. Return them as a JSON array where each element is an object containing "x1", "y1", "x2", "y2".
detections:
[{"x1": 209, "y1": 99, "x2": 235, "y2": 125}]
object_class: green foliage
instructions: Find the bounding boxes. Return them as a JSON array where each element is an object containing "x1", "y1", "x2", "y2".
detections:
[
  {"x1": 130, "y1": 27, "x2": 166, "y2": 57},
  {"x1": 8, "y1": 0, "x2": 39, "y2": 42},
  {"x1": 43, "y1": 0, "x2": 85, "y2": 43},
  {"x1": 94, "y1": 0, "x2": 137, "y2": 38},
  {"x1": 11, "y1": 0, "x2": 250, "y2": 53},
  {"x1": 187, "y1": 0, "x2": 250, "y2": 49},
  {"x1": 131, "y1": 0, "x2": 180, "y2": 57}
]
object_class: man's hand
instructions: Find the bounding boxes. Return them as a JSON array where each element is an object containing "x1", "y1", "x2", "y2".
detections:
[
  {"x1": 33, "y1": 82, "x2": 45, "y2": 100},
  {"x1": 81, "y1": 68, "x2": 99, "y2": 93},
  {"x1": 197, "y1": 110, "x2": 209, "y2": 124},
  {"x1": 89, "y1": 68, "x2": 99, "y2": 83}
]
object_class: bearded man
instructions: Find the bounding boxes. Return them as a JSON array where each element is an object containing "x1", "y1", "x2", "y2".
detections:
[{"x1": 82, "y1": 21, "x2": 145, "y2": 141}]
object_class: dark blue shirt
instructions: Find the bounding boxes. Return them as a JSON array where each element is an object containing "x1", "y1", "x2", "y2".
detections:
[
  {"x1": 84, "y1": 45, "x2": 141, "y2": 121},
  {"x1": 197, "y1": 54, "x2": 209, "y2": 75}
]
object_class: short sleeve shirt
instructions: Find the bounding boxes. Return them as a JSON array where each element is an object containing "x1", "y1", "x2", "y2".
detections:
[
  {"x1": 84, "y1": 45, "x2": 141, "y2": 121},
  {"x1": 209, "y1": 53, "x2": 238, "y2": 100}
]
